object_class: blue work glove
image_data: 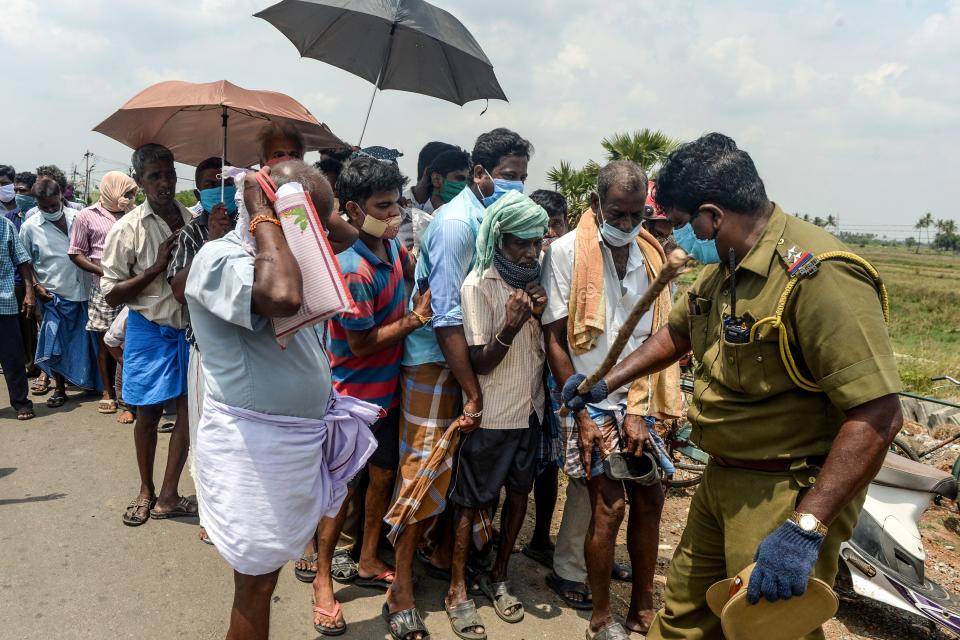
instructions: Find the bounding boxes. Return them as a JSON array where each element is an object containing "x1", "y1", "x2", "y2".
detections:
[
  {"x1": 561, "y1": 374, "x2": 609, "y2": 412},
  {"x1": 747, "y1": 520, "x2": 824, "y2": 604}
]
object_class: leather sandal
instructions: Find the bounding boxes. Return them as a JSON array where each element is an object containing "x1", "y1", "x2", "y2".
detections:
[{"x1": 445, "y1": 599, "x2": 486, "y2": 640}]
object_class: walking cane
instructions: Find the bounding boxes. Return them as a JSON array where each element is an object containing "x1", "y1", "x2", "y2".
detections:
[{"x1": 559, "y1": 248, "x2": 688, "y2": 417}]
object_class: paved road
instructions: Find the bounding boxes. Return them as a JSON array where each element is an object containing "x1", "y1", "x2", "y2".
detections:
[
  {"x1": 0, "y1": 388, "x2": 605, "y2": 640},
  {"x1": 3, "y1": 386, "x2": 945, "y2": 640}
]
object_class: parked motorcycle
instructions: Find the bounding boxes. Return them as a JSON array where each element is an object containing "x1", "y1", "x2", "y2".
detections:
[{"x1": 839, "y1": 452, "x2": 959, "y2": 634}]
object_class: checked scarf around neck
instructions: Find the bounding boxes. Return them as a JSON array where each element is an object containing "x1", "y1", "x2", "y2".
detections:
[{"x1": 494, "y1": 249, "x2": 541, "y2": 289}]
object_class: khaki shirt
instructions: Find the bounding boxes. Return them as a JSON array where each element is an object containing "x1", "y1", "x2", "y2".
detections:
[
  {"x1": 668, "y1": 205, "x2": 901, "y2": 460},
  {"x1": 100, "y1": 200, "x2": 192, "y2": 329},
  {"x1": 461, "y1": 266, "x2": 545, "y2": 430}
]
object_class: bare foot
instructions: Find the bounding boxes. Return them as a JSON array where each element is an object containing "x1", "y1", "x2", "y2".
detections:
[
  {"x1": 625, "y1": 609, "x2": 657, "y2": 635},
  {"x1": 117, "y1": 410, "x2": 135, "y2": 424}
]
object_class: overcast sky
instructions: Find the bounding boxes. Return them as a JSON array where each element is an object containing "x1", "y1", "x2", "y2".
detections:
[{"x1": 4, "y1": 0, "x2": 958, "y2": 237}]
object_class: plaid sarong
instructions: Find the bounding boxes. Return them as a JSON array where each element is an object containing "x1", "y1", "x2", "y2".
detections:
[
  {"x1": 85, "y1": 285, "x2": 121, "y2": 333},
  {"x1": 538, "y1": 373, "x2": 564, "y2": 473},
  {"x1": 384, "y1": 363, "x2": 461, "y2": 545}
]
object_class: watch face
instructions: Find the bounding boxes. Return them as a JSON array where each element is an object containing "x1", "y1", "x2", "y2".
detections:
[{"x1": 799, "y1": 514, "x2": 817, "y2": 531}]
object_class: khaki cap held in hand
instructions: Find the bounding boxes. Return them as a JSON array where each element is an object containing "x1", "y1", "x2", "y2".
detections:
[{"x1": 705, "y1": 563, "x2": 838, "y2": 640}]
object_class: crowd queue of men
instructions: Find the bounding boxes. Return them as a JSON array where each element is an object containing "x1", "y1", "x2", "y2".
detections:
[{"x1": 0, "y1": 125, "x2": 903, "y2": 640}]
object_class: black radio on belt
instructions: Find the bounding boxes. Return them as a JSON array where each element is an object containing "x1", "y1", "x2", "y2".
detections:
[{"x1": 723, "y1": 248, "x2": 752, "y2": 344}]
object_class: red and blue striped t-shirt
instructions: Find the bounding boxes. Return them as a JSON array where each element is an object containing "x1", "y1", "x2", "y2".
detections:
[{"x1": 328, "y1": 237, "x2": 409, "y2": 409}]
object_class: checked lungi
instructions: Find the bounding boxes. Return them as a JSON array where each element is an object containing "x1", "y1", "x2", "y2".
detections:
[
  {"x1": 384, "y1": 362, "x2": 462, "y2": 545},
  {"x1": 85, "y1": 285, "x2": 121, "y2": 333}
]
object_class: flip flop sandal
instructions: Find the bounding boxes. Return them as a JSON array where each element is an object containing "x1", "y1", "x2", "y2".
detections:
[
  {"x1": 97, "y1": 399, "x2": 118, "y2": 414},
  {"x1": 382, "y1": 602, "x2": 430, "y2": 640},
  {"x1": 331, "y1": 549, "x2": 358, "y2": 584},
  {"x1": 149, "y1": 496, "x2": 198, "y2": 519},
  {"x1": 479, "y1": 574, "x2": 524, "y2": 623},
  {"x1": 355, "y1": 569, "x2": 396, "y2": 590},
  {"x1": 122, "y1": 495, "x2": 157, "y2": 527},
  {"x1": 157, "y1": 422, "x2": 175, "y2": 433},
  {"x1": 295, "y1": 553, "x2": 319, "y2": 583},
  {"x1": 585, "y1": 621, "x2": 631, "y2": 640},
  {"x1": 445, "y1": 599, "x2": 486, "y2": 640},
  {"x1": 46, "y1": 394, "x2": 66, "y2": 408},
  {"x1": 16, "y1": 408, "x2": 35, "y2": 421},
  {"x1": 521, "y1": 543, "x2": 555, "y2": 569},
  {"x1": 416, "y1": 547, "x2": 451, "y2": 581},
  {"x1": 545, "y1": 572, "x2": 593, "y2": 610},
  {"x1": 313, "y1": 599, "x2": 346, "y2": 636},
  {"x1": 611, "y1": 561, "x2": 633, "y2": 582}
]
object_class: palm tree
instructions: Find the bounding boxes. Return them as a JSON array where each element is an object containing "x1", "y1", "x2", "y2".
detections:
[
  {"x1": 825, "y1": 215, "x2": 838, "y2": 232},
  {"x1": 600, "y1": 129, "x2": 680, "y2": 172},
  {"x1": 546, "y1": 160, "x2": 600, "y2": 225},
  {"x1": 547, "y1": 129, "x2": 679, "y2": 224},
  {"x1": 915, "y1": 212, "x2": 934, "y2": 246}
]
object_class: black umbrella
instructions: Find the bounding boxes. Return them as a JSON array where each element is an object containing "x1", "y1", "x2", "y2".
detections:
[{"x1": 255, "y1": 0, "x2": 507, "y2": 144}]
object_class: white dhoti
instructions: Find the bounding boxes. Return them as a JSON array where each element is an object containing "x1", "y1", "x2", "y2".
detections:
[
  {"x1": 187, "y1": 345, "x2": 205, "y2": 526},
  {"x1": 195, "y1": 392, "x2": 380, "y2": 576}
]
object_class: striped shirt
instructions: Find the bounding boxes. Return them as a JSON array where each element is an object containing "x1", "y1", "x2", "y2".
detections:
[
  {"x1": 461, "y1": 266, "x2": 545, "y2": 430},
  {"x1": 328, "y1": 238, "x2": 408, "y2": 409},
  {"x1": 166, "y1": 212, "x2": 210, "y2": 346},
  {"x1": 0, "y1": 216, "x2": 31, "y2": 315},
  {"x1": 68, "y1": 203, "x2": 122, "y2": 286}
]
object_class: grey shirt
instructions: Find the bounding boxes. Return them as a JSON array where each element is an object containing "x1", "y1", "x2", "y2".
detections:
[{"x1": 185, "y1": 230, "x2": 332, "y2": 420}]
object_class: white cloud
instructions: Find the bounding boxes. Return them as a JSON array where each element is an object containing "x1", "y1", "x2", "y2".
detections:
[{"x1": 2, "y1": 0, "x2": 958, "y2": 227}]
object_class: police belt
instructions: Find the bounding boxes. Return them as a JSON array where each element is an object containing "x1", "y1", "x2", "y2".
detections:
[{"x1": 712, "y1": 455, "x2": 826, "y2": 473}]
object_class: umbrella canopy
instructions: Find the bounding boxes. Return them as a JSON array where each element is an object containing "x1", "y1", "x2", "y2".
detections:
[
  {"x1": 93, "y1": 79, "x2": 345, "y2": 167},
  {"x1": 255, "y1": 0, "x2": 507, "y2": 142}
]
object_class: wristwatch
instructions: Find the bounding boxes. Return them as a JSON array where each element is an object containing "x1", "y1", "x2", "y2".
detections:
[{"x1": 791, "y1": 511, "x2": 828, "y2": 536}]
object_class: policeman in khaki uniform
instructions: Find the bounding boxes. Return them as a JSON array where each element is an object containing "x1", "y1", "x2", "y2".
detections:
[{"x1": 562, "y1": 133, "x2": 903, "y2": 640}]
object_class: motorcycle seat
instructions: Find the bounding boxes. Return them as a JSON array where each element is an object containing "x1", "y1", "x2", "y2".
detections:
[{"x1": 873, "y1": 452, "x2": 958, "y2": 499}]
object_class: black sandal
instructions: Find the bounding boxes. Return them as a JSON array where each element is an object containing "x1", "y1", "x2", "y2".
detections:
[
  {"x1": 295, "y1": 552, "x2": 318, "y2": 583},
  {"x1": 46, "y1": 393, "x2": 66, "y2": 408},
  {"x1": 331, "y1": 549, "x2": 358, "y2": 584},
  {"x1": 546, "y1": 571, "x2": 593, "y2": 610},
  {"x1": 382, "y1": 602, "x2": 430, "y2": 640}
]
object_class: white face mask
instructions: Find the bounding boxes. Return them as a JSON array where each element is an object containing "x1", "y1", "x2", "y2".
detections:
[
  {"x1": 597, "y1": 199, "x2": 641, "y2": 247},
  {"x1": 0, "y1": 183, "x2": 14, "y2": 203},
  {"x1": 41, "y1": 207, "x2": 64, "y2": 222}
]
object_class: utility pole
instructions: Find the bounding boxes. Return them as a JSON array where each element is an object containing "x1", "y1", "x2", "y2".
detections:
[{"x1": 83, "y1": 151, "x2": 95, "y2": 205}]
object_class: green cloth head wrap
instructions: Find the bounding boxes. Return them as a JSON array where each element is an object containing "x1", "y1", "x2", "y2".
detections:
[{"x1": 474, "y1": 190, "x2": 548, "y2": 275}]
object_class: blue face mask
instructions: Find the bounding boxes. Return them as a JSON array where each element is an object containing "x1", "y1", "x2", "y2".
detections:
[
  {"x1": 673, "y1": 222, "x2": 721, "y2": 264},
  {"x1": 15, "y1": 194, "x2": 36, "y2": 213},
  {"x1": 481, "y1": 169, "x2": 523, "y2": 207},
  {"x1": 198, "y1": 185, "x2": 238, "y2": 216}
]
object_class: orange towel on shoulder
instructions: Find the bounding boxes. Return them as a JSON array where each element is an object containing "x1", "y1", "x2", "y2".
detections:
[{"x1": 567, "y1": 209, "x2": 607, "y2": 355}]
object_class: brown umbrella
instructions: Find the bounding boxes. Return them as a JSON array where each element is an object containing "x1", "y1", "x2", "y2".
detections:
[{"x1": 93, "y1": 79, "x2": 345, "y2": 169}]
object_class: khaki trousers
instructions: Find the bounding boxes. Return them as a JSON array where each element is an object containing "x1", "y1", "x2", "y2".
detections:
[{"x1": 646, "y1": 462, "x2": 863, "y2": 640}]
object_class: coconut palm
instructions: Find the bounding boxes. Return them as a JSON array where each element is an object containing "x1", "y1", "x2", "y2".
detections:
[
  {"x1": 547, "y1": 129, "x2": 680, "y2": 224},
  {"x1": 825, "y1": 214, "x2": 838, "y2": 232},
  {"x1": 916, "y1": 212, "x2": 934, "y2": 245},
  {"x1": 600, "y1": 128, "x2": 680, "y2": 172}
]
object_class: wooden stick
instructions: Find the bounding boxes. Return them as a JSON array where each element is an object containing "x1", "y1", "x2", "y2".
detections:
[{"x1": 560, "y1": 248, "x2": 688, "y2": 416}]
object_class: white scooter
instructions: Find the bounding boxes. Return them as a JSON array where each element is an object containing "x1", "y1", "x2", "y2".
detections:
[{"x1": 838, "y1": 452, "x2": 960, "y2": 634}]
